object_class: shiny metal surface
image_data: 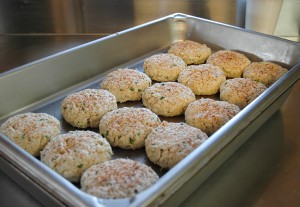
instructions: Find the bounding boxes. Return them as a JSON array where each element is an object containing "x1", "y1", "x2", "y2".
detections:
[{"x1": 0, "y1": 1, "x2": 300, "y2": 207}]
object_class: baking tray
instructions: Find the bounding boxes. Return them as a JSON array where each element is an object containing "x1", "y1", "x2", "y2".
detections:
[{"x1": 0, "y1": 13, "x2": 300, "y2": 207}]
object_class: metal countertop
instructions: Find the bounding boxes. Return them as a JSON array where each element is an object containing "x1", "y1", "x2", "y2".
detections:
[{"x1": 0, "y1": 1, "x2": 299, "y2": 206}]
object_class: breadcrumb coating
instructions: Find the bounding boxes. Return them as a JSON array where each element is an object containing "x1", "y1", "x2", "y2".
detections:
[
  {"x1": 101, "y1": 68, "x2": 152, "y2": 103},
  {"x1": 143, "y1": 53, "x2": 187, "y2": 82},
  {"x1": 243, "y1": 62, "x2": 288, "y2": 87},
  {"x1": 81, "y1": 158, "x2": 159, "y2": 199},
  {"x1": 178, "y1": 64, "x2": 226, "y2": 95},
  {"x1": 142, "y1": 82, "x2": 196, "y2": 117},
  {"x1": 168, "y1": 40, "x2": 212, "y2": 65},
  {"x1": 99, "y1": 107, "x2": 161, "y2": 149},
  {"x1": 145, "y1": 121, "x2": 208, "y2": 168},
  {"x1": 0, "y1": 112, "x2": 61, "y2": 156},
  {"x1": 207, "y1": 50, "x2": 251, "y2": 78},
  {"x1": 41, "y1": 130, "x2": 113, "y2": 182},
  {"x1": 61, "y1": 89, "x2": 117, "y2": 128},
  {"x1": 220, "y1": 78, "x2": 267, "y2": 109},
  {"x1": 185, "y1": 98, "x2": 240, "y2": 135}
]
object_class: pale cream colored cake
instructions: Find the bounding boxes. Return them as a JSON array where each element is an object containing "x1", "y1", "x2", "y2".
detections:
[
  {"x1": 40, "y1": 130, "x2": 113, "y2": 182},
  {"x1": 142, "y1": 82, "x2": 196, "y2": 117},
  {"x1": 168, "y1": 40, "x2": 212, "y2": 65},
  {"x1": 178, "y1": 64, "x2": 226, "y2": 95},
  {"x1": 219, "y1": 78, "x2": 267, "y2": 109},
  {"x1": 99, "y1": 107, "x2": 161, "y2": 149},
  {"x1": 0, "y1": 112, "x2": 61, "y2": 156},
  {"x1": 101, "y1": 68, "x2": 152, "y2": 103},
  {"x1": 145, "y1": 121, "x2": 208, "y2": 169},
  {"x1": 243, "y1": 61, "x2": 288, "y2": 87},
  {"x1": 81, "y1": 158, "x2": 159, "y2": 199},
  {"x1": 206, "y1": 50, "x2": 251, "y2": 78},
  {"x1": 185, "y1": 98, "x2": 240, "y2": 135},
  {"x1": 61, "y1": 89, "x2": 117, "y2": 128},
  {"x1": 143, "y1": 53, "x2": 187, "y2": 82}
]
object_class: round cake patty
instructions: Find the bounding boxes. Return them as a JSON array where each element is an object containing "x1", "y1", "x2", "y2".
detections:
[
  {"x1": 0, "y1": 112, "x2": 61, "y2": 156},
  {"x1": 219, "y1": 78, "x2": 267, "y2": 109},
  {"x1": 61, "y1": 89, "x2": 117, "y2": 128},
  {"x1": 206, "y1": 50, "x2": 251, "y2": 78},
  {"x1": 168, "y1": 40, "x2": 212, "y2": 65},
  {"x1": 243, "y1": 61, "x2": 288, "y2": 87},
  {"x1": 41, "y1": 130, "x2": 113, "y2": 182},
  {"x1": 178, "y1": 64, "x2": 226, "y2": 95},
  {"x1": 142, "y1": 82, "x2": 196, "y2": 117},
  {"x1": 143, "y1": 53, "x2": 187, "y2": 82},
  {"x1": 101, "y1": 68, "x2": 152, "y2": 103},
  {"x1": 185, "y1": 98, "x2": 241, "y2": 135},
  {"x1": 81, "y1": 158, "x2": 159, "y2": 199},
  {"x1": 99, "y1": 107, "x2": 161, "y2": 149},
  {"x1": 145, "y1": 121, "x2": 208, "y2": 169}
]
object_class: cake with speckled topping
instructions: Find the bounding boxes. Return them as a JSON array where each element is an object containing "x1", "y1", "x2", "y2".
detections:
[
  {"x1": 61, "y1": 89, "x2": 117, "y2": 128},
  {"x1": 168, "y1": 40, "x2": 212, "y2": 65},
  {"x1": 41, "y1": 130, "x2": 113, "y2": 183},
  {"x1": 243, "y1": 62, "x2": 288, "y2": 87},
  {"x1": 206, "y1": 50, "x2": 251, "y2": 78},
  {"x1": 99, "y1": 107, "x2": 161, "y2": 149},
  {"x1": 178, "y1": 64, "x2": 226, "y2": 95},
  {"x1": 101, "y1": 68, "x2": 152, "y2": 103},
  {"x1": 219, "y1": 78, "x2": 267, "y2": 109},
  {"x1": 0, "y1": 112, "x2": 61, "y2": 156},
  {"x1": 145, "y1": 121, "x2": 208, "y2": 169},
  {"x1": 142, "y1": 82, "x2": 196, "y2": 117},
  {"x1": 185, "y1": 98, "x2": 240, "y2": 135},
  {"x1": 143, "y1": 53, "x2": 186, "y2": 82},
  {"x1": 81, "y1": 158, "x2": 159, "y2": 199}
]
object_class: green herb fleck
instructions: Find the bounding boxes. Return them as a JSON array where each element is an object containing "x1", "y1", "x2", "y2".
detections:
[
  {"x1": 45, "y1": 135, "x2": 51, "y2": 139},
  {"x1": 129, "y1": 137, "x2": 135, "y2": 144},
  {"x1": 138, "y1": 89, "x2": 142, "y2": 92},
  {"x1": 77, "y1": 164, "x2": 84, "y2": 169},
  {"x1": 160, "y1": 96, "x2": 165, "y2": 100},
  {"x1": 105, "y1": 131, "x2": 109, "y2": 136},
  {"x1": 130, "y1": 87, "x2": 134, "y2": 91}
]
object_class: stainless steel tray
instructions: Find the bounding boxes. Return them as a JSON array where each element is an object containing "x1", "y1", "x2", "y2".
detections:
[{"x1": 0, "y1": 13, "x2": 300, "y2": 207}]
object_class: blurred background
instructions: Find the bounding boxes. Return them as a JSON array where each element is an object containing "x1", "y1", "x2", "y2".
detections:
[{"x1": 0, "y1": 0, "x2": 299, "y2": 72}]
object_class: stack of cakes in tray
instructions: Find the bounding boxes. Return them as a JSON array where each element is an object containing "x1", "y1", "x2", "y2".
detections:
[{"x1": 0, "y1": 39, "x2": 288, "y2": 199}]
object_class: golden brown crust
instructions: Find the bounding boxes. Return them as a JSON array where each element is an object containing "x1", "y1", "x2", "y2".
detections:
[
  {"x1": 101, "y1": 68, "x2": 152, "y2": 103},
  {"x1": 143, "y1": 53, "x2": 186, "y2": 82},
  {"x1": 178, "y1": 64, "x2": 226, "y2": 95},
  {"x1": 99, "y1": 107, "x2": 161, "y2": 149},
  {"x1": 220, "y1": 78, "x2": 267, "y2": 109},
  {"x1": 81, "y1": 159, "x2": 159, "y2": 199},
  {"x1": 168, "y1": 40, "x2": 212, "y2": 64},
  {"x1": 207, "y1": 50, "x2": 251, "y2": 78},
  {"x1": 41, "y1": 130, "x2": 112, "y2": 183},
  {"x1": 145, "y1": 121, "x2": 208, "y2": 168},
  {"x1": 142, "y1": 82, "x2": 196, "y2": 117},
  {"x1": 185, "y1": 98, "x2": 240, "y2": 135},
  {"x1": 61, "y1": 89, "x2": 117, "y2": 128},
  {"x1": 243, "y1": 62, "x2": 288, "y2": 87},
  {"x1": 0, "y1": 112, "x2": 61, "y2": 156}
]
